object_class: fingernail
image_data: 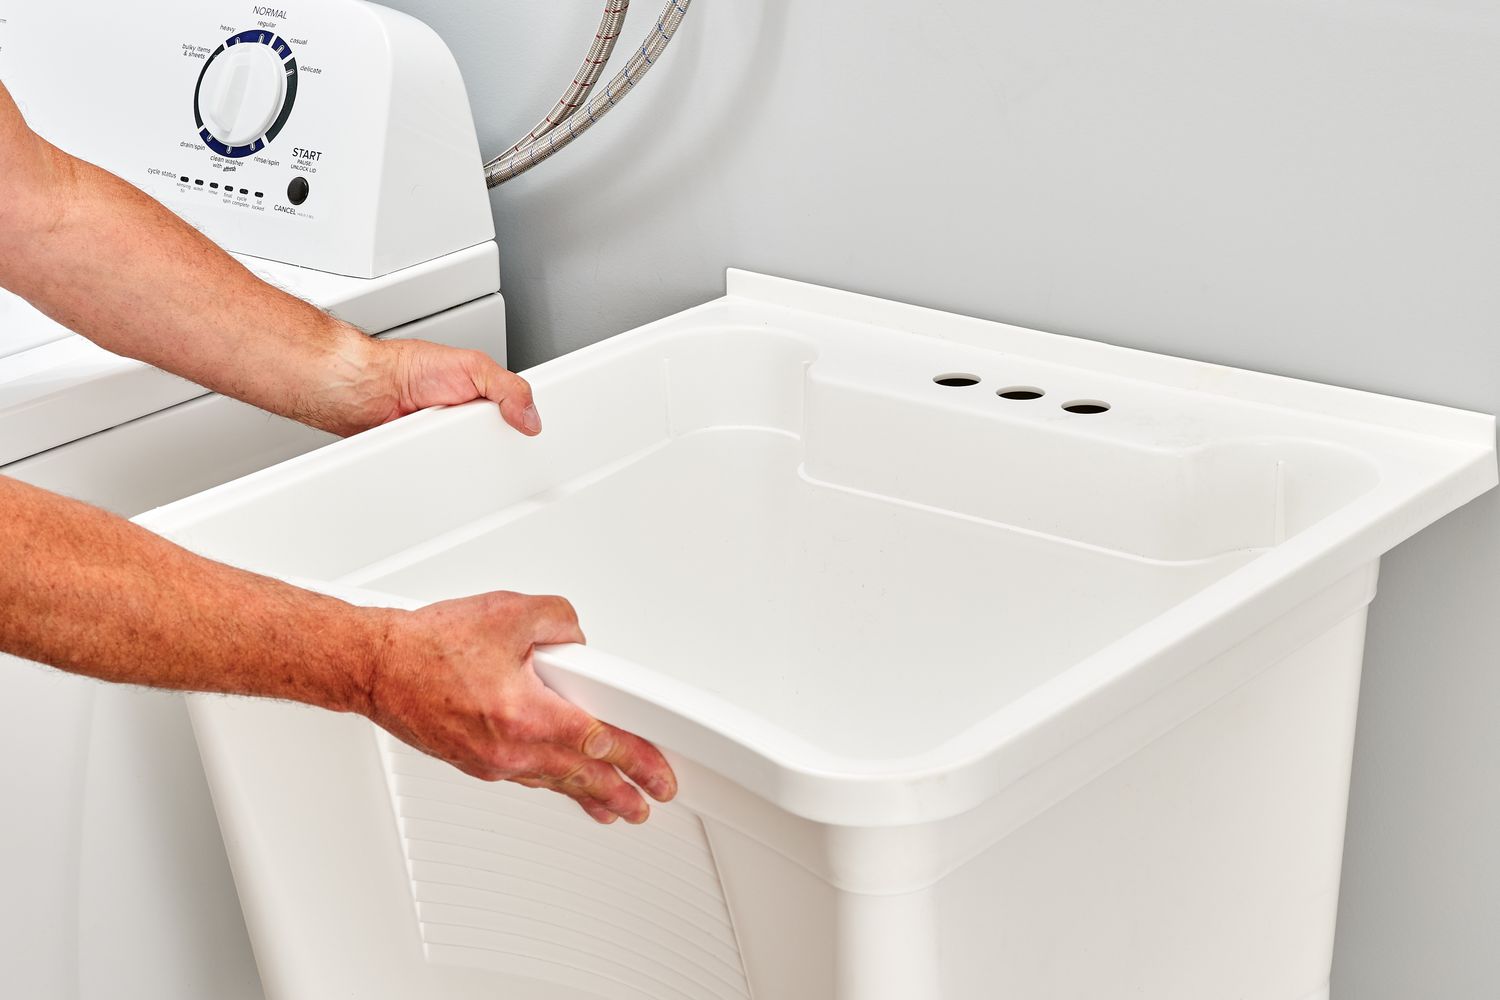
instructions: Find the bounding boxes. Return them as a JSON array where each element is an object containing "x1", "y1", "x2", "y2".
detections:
[
  {"x1": 647, "y1": 777, "x2": 675, "y2": 801},
  {"x1": 521, "y1": 405, "x2": 542, "y2": 434}
]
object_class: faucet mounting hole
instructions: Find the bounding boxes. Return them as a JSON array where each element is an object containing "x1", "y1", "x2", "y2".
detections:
[
  {"x1": 1063, "y1": 400, "x2": 1111, "y2": 414},
  {"x1": 998, "y1": 387, "x2": 1045, "y2": 400},
  {"x1": 933, "y1": 373, "x2": 981, "y2": 387}
]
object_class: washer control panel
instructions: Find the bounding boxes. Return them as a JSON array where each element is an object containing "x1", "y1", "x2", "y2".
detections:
[{"x1": 0, "y1": 0, "x2": 493, "y2": 279}]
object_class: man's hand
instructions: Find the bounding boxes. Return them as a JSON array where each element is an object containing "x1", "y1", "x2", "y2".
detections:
[
  {"x1": 370, "y1": 592, "x2": 676, "y2": 825},
  {"x1": 316, "y1": 335, "x2": 543, "y2": 438}
]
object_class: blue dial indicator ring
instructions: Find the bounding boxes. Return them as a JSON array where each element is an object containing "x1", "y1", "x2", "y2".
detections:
[{"x1": 227, "y1": 29, "x2": 275, "y2": 47}]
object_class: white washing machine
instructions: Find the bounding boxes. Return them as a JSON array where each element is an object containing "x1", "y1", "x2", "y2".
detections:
[{"x1": 0, "y1": 2, "x2": 504, "y2": 996}]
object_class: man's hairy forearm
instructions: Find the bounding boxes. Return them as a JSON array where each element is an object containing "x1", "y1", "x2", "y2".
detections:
[
  {"x1": 0, "y1": 84, "x2": 379, "y2": 433},
  {"x1": 0, "y1": 474, "x2": 383, "y2": 712}
]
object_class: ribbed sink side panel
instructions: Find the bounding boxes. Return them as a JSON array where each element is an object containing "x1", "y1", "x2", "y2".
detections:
[{"x1": 378, "y1": 735, "x2": 752, "y2": 1000}]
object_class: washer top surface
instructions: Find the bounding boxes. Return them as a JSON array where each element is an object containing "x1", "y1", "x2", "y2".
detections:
[{"x1": 0, "y1": 241, "x2": 500, "y2": 467}]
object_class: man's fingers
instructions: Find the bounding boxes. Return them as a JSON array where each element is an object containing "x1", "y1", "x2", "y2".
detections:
[
  {"x1": 577, "y1": 799, "x2": 619, "y2": 825},
  {"x1": 524, "y1": 689, "x2": 676, "y2": 803},
  {"x1": 553, "y1": 709, "x2": 677, "y2": 803},
  {"x1": 516, "y1": 743, "x2": 651, "y2": 823},
  {"x1": 470, "y1": 355, "x2": 541, "y2": 436},
  {"x1": 563, "y1": 758, "x2": 651, "y2": 823}
]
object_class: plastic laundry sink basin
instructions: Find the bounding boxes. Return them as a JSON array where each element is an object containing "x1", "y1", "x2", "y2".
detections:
[{"x1": 138, "y1": 272, "x2": 1496, "y2": 1000}]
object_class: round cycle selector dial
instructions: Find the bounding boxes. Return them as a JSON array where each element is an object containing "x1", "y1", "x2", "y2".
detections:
[
  {"x1": 193, "y1": 31, "x2": 299, "y2": 158},
  {"x1": 200, "y1": 43, "x2": 284, "y2": 145}
]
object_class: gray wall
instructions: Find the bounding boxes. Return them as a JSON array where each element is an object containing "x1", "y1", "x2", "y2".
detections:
[{"x1": 385, "y1": 1, "x2": 1500, "y2": 994}]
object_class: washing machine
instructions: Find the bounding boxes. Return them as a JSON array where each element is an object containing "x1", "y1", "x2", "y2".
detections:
[{"x1": 0, "y1": 2, "x2": 503, "y2": 996}]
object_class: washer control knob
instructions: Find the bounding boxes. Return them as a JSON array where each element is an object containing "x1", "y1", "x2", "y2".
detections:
[
  {"x1": 200, "y1": 42, "x2": 285, "y2": 146},
  {"x1": 193, "y1": 31, "x2": 299, "y2": 158}
]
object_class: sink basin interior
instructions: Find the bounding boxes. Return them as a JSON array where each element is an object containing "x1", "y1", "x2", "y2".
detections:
[
  {"x1": 155, "y1": 323, "x2": 1398, "y2": 762},
  {"x1": 343, "y1": 426, "x2": 1262, "y2": 760}
]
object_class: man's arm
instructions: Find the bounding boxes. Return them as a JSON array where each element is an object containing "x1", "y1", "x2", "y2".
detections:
[
  {"x1": 0, "y1": 475, "x2": 674, "y2": 823},
  {"x1": 0, "y1": 81, "x2": 536, "y2": 437}
]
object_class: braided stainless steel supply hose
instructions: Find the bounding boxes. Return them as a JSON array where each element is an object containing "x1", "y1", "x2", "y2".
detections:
[
  {"x1": 483, "y1": 0, "x2": 692, "y2": 187},
  {"x1": 491, "y1": 0, "x2": 630, "y2": 164}
]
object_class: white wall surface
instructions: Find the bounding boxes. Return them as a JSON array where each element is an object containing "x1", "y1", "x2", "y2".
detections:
[{"x1": 382, "y1": 1, "x2": 1500, "y2": 996}]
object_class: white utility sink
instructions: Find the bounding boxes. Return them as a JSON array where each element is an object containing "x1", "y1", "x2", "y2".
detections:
[{"x1": 138, "y1": 271, "x2": 1496, "y2": 1000}]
